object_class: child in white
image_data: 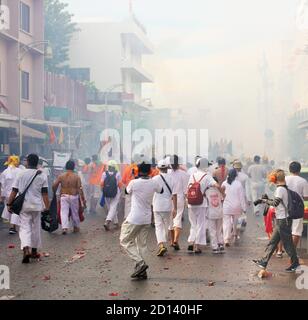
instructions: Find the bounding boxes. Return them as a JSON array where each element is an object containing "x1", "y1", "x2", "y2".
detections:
[
  {"x1": 0, "y1": 156, "x2": 22, "y2": 234},
  {"x1": 187, "y1": 158, "x2": 219, "y2": 253},
  {"x1": 101, "y1": 160, "x2": 122, "y2": 231},
  {"x1": 120, "y1": 162, "x2": 162, "y2": 280},
  {"x1": 206, "y1": 185, "x2": 224, "y2": 254},
  {"x1": 152, "y1": 159, "x2": 177, "y2": 257},
  {"x1": 222, "y1": 169, "x2": 247, "y2": 246}
]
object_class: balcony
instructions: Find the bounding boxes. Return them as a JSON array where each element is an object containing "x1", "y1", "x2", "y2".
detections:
[
  {"x1": 121, "y1": 17, "x2": 154, "y2": 54},
  {"x1": 121, "y1": 60, "x2": 154, "y2": 83}
]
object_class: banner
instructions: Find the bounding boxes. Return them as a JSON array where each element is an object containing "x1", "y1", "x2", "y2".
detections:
[{"x1": 53, "y1": 151, "x2": 71, "y2": 168}]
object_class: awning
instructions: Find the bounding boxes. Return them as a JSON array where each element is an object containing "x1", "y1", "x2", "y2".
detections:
[
  {"x1": 87, "y1": 104, "x2": 123, "y2": 113},
  {"x1": 0, "y1": 120, "x2": 10, "y2": 128},
  {"x1": 9, "y1": 122, "x2": 46, "y2": 140}
]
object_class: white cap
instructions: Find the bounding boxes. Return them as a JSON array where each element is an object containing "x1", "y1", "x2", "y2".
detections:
[{"x1": 157, "y1": 159, "x2": 168, "y2": 169}]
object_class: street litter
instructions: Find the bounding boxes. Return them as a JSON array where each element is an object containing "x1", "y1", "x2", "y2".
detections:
[{"x1": 65, "y1": 251, "x2": 86, "y2": 264}]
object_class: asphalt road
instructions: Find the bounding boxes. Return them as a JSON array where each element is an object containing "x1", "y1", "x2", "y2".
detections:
[{"x1": 1, "y1": 202, "x2": 308, "y2": 300}]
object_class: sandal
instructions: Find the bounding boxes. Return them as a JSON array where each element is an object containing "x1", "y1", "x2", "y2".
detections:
[{"x1": 22, "y1": 247, "x2": 31, "y2": 264}]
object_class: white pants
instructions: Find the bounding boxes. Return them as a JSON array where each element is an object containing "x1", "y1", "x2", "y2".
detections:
[
  {"x1": 208, "y1": 218, "x2": 224, "y2": 249},
  {"x1": 154, "y1": 211, "x2": 173, "y2": 244},
  {"x1": 173, "y1": 196, "x2": 185, "y2": 229},
  {"x1": 60, "y1": 195, "x2": 80, "y2": 230},
  {"x1": 120, "y1": 221, "x2": 150, "y2": 264},
  {"x1": 19, "y1": 211, "x2": 42, "y2": 249},
  {"x1": 1, "y1": 198, "x2": 20, "y2": 226},
  {"x1": 105, "y1": 192, "x2": 121, "y2": 224},
  {"x1": 223, "y1": 214, "x2": 240, "y2": 243},
  {"x1": 250, "y1": 182, "x2": 265, "y2": 214},
  {"x1": 187, "y1": 207, "x2": 207, "y2": 245},
  {"x1": 124, "y1": 194, "x2": 132, "y2": 219}
]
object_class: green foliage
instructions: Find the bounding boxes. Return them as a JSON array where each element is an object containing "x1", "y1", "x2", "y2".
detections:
[{"x1": 44, "y1": 0, "x2": 79, "y2": 73}]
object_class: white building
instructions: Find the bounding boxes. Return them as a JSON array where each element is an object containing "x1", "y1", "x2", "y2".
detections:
[{"x1": 69, "y1": 14, "x2": 154, "y2": 105}]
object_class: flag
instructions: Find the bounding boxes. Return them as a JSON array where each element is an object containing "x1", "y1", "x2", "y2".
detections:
[
  {"x1": 49, "y1": 126, "x2": 56, "y2": 144},
  {"x1": 75, "y1": 132, "x2": 81, "y2": 149},
  {"x1": 58, "y1": 127, "x2": 64, "y2": 145}
]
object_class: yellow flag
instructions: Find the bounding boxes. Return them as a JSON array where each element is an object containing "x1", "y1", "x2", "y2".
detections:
[{"x1": 58, "y1": 127, "x2": 64, "y2": 145}]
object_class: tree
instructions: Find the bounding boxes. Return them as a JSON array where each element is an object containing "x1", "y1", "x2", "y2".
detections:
[{"x1": 44, "y1": 0, "x2": 79, "y2": 73}]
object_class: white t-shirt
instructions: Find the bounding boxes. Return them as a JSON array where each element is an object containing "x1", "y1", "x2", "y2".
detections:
[
  {"x1": 248, "y1": 164, "x2": 266, "y2": 183},
  {"x1": 12, "y1": 169, "x2": 48, "y2": 212},
  {"x1": 187, "y1": 170, "x2": 217, "y2": 208},
  {"x1": 152, "y1": 173, "x2": 176, "y2": 212},
  {"x1": 126, "y1": 178, "x2": 162, "y2": 225},
  {"x1": 274, "y1": 186, "x2": 289, "y2": 220},
  {"x1": 170, "y1": 169, "x2": 190, "y2": 198},
  {"x1": 222, "y1": 180, "x2": 247, "y2": 215},
  {"x1": 285, "y1": 175, "x2": 308, "y2": 200},
  {"x1": 0, "y1": 166, "x2": 23, "y2": 198},
  {"x1": 236, "y1": 171, "x2": 250, "y2": 200}
]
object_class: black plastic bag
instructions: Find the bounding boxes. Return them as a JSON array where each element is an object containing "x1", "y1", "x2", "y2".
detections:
[{"x1": 41, "y1": 194, "x2": 58, "y2": 233}]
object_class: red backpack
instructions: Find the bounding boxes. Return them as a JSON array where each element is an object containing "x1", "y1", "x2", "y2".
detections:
[{"x1": 187, "y1": 174, "x2": 207, "y2": 205}]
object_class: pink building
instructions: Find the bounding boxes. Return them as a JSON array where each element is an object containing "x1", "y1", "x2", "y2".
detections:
[{"x1": 0, "y1": 0, "x2": 45, "y2": 155}]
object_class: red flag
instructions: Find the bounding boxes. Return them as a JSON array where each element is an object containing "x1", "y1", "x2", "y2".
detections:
[{"x1": 49, "y1": 126, "x2": 56, "y2": 144}]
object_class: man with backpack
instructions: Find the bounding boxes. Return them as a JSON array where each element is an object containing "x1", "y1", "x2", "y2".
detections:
[
  {"x1": 152, "y1": 159, "x2": 177, "y2": 257},
  {"x1": 253, "y1": 169, "x2": 302, "y2": 272},
  {"x1": 187, "y1": 158, "x2": 220, "y2": 254},
  {"x1": 101, "y1": 160, "x2": 122, "y2": 231},
  {"x1": 285, "y1": 161, "x2": 308, "y2": 249}
]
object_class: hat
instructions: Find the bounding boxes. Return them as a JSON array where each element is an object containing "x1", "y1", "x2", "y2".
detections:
[
  {"x1": 233, "y1": 160, "x2": 243, "y2": 169},
  {"x1": 157, "y1": 159, "x2": 168, "y2": 169},
  {"x1": 196, "y1": 157, "x2": 210, "y2": 170}
]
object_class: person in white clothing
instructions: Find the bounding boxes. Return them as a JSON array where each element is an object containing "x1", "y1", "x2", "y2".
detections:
[
  {"x1": 187, "y1": 158, "x2": 219, "y2": 254},
  {"x1": 187, "y1": 156, "x2": 201, "y2": 176},
  {"x1": 152, "y1": 159, "x2": 177, "y2": 257},
  {"x1": 206, "y1": 180, "x2": 225, "y2": 254},
  {"x1": 7, "y1": 154, "x2": 50, "y2": 264},
  {"x1": 168, "y1": 155, "x2": 190, "y2": 250},
  {"x1": 233, "y1": 160, "x2": 251, "y2": 205},
  {"x1": 248, "y1": 155, "x2": 267, "y2": 216},
  {"x1": 120, "y1": 161, "x2": 163, "y2": 280},
  {"x1": 0, "y1": 155, "x2": 22, "y2": 234},
  {"x1": 285, "y1": 161, "x2": 308, "y2": 249},
  {"x1": 222, "y1": 169, "x2": 247, "y2": 246},
  {"x1": 101, "y1": 160, "x2": 122, "y2": 231}
]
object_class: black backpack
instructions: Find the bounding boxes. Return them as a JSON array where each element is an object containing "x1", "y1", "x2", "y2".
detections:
[
  {"x1": 103, "y1": 171, "x2": 118, "y2": 198},
  {"x1": 282, "y1": 186, "x2": 304, "y2": 220}
]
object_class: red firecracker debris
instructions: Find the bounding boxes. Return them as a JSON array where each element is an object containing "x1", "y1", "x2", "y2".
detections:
[
  {"x1": 8, "y1": 244, "x2": 15, "y2": 249},
  {"x1": 109, "y1": 292, "x2": 119, "y2": 297}
]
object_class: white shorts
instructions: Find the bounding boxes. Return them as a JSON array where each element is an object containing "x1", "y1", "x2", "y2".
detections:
[{"x1": 292, "y1": 218, "x2": 304, "y2": 237}]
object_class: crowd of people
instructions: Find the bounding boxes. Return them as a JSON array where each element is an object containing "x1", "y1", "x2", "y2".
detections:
[{"x1": 0, "y1": 152, "x2": 307, "y2": 280}]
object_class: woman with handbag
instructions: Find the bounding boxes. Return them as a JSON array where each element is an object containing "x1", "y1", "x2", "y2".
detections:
[{"x1": 52, "y1": 160, "x2": 86, "y2": 235}]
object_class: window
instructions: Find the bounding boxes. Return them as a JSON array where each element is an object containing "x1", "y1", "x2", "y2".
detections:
[
  {"x1": 20, "y1": 2, "x2": 30, "y2": 33},
  {"x1": 21, "y1": 71, "x2": 29, "y2": 100}
]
